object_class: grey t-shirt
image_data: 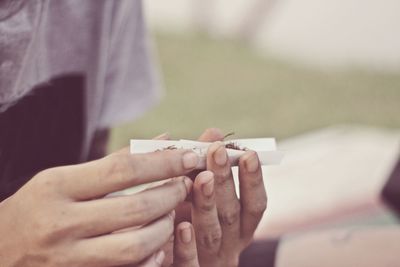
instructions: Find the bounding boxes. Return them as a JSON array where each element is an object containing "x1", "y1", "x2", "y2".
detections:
[{"x1": 0, "y1": 0, "x2": 162, "y2": 156}]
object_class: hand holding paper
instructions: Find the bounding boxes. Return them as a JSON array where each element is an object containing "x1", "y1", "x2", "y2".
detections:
[
  {"x1": 130, "y1": 133, "x2": 283, "y2": 266},
  {"x1": 130, "y1": 138, "x2": 284, "y2": 169}
]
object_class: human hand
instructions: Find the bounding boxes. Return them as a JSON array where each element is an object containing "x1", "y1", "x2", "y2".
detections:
[
  {"x1": 172, "y1": 222, "x2": 200, "y2": 267},
  {"x1": 192, "y1": 143, "x2": 267, "y2": 267},
  {"x1": 173, "y1": 128, "x2": 267, "y2": 267},
  {"x1": 0, "y1": 148, "x2": 200, "y2": 267}
]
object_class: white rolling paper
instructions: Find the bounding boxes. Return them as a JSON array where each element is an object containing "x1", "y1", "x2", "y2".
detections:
[
  {"x1": 130, "y1": 138, "x2": 284, "y2": 169},
  {"x1": 108, "y1": 138, "x2": 283, "y2": 196}
]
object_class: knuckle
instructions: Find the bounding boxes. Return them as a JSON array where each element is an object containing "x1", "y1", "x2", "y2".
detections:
[
  {"x1": 46, "y1": 221, "x2": 68, "y2": 240},
  {"x1": 149, "y1": 150, "x2": 178, "y2": 178},
  {"x1": 106, "y1": 154, "x2": 136, "y2": 183},
  {"x1": 34, "y1": 168, "x2": 62, "y2": 187},
  {"x1": 198, "y1": 197, "x2": 215, "y2": 212},
  {"x1": 248, "y1": 175, "x2": 264, "y2": 188},
  {"x1": 125, "y1": 195, "x2": 151, "y2": 221},
  {"x1": 198, "y1": 228, "x2": 222, "y2": 250},
  {"x1": 247, "y1": 199, "x2": 267, "y2": 218},
  {"x1": 39, "y1": 212, "x2": 78, "y2": 244},
  {"x1": 31, "y1": 168, "x2": 65, "y2": 197},
  {"x1": 200, "y1": 201, "x2": 214, "y2": 212},
  {"x1": 164, "y1": 151, "x2": 184, "y2": 175},
  {"x1": 219, "y1": 211, "x2": 239, "y2": 226},
  {"x1": 218, "y1": 203, "x2": 240, "y2": 226},
  {"x1": 214, "y1": 168, "x2": 232, "y2": 185}
]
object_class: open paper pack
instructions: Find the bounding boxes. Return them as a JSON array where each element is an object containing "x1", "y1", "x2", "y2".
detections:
[{"x1": 130, "y1": 138, "x2": 284, "y2": 169}]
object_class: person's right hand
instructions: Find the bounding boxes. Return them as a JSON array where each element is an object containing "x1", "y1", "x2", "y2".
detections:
[{"x1": 0, "y1": 148, "x2": 200, "y2": 267}]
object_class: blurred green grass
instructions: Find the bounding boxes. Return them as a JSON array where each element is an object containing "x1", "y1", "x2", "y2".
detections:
[{"x1": 109, "y1": 32, "x2": 400, "y2": 151}]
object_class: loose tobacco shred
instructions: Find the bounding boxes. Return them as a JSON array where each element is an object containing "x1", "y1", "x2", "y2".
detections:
[
  {"x1": 225, "y1": 142, "x2": 248, "y2": 151},
  {"x1": 223, "y1": 132, "x2": 248, "y2": 151},
  {"x1": 155, "y1": 145, "x2": 178, "y2": 152}
]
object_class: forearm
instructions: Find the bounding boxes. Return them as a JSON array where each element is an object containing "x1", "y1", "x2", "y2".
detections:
[{"x1": 275, "y1": 226, "x2": 400, "y2": 267}]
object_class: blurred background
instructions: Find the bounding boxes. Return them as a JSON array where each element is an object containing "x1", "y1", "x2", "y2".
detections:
[
  {"x1": 110, "y1": 0, "x2": 400, "y2": 243},
  {"x1": 110, "y1": 0, "x2": 400, "y2": 145}
]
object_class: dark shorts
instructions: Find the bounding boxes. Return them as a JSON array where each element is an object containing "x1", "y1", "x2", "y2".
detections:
[{"x1": 0, "y1": 74, "x2": 108, "y2": 201}]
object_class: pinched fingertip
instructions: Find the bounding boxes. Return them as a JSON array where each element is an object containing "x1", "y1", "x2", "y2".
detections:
[
  {"x1": 194, "y1": 171, "x2": 214, "y2": 197},
  {"x1": 239, "y1": 150, "x2": 260, "y2": 173}
]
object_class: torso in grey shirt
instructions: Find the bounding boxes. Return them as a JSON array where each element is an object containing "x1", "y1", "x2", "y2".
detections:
[{"x1": 0, "y1": 0, "x2": 162, "y2": 157}]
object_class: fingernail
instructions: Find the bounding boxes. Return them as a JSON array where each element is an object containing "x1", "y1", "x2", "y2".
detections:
[
  {"x1": 201, "y1": 172, "x2": 214, "y2": 197},
  {"x1": 213, "y1": 145, "x2": 227, "y2": 166},
  {"x1": 180, "y1": 225, "x2": 192, "y2": 244},
  {"x1": 155, "y1": 250, "x2": 165, "y2": 265},
  {"x1": 183, "y1": 152, "x2": 199, "y2": 169},
  {"x1": 245, "y1": 152, "x2": 259, "y2": 173}
]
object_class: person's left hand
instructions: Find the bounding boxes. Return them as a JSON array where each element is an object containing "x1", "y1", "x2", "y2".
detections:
[{"x1": 167, "y1": 128, "x2": 268, "y2": 267}]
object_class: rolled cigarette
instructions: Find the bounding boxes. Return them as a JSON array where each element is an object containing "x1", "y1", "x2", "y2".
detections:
[{"x1": 130, "y1": 138, "x2": 284, "y2": 169}]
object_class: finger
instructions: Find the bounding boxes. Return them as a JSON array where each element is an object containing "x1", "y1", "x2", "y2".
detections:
[
  {"x1": 137, "y1": 250, "x2": 166, "y2": 267},
  {"x1": 174, "y1": 222, "x2": 199, "y2": 267},
  {"x1": 160, "y1": 235, "x2": 174, "y2": 267},
  {"x1": 154, "y1": 132, "x2": 170, "y2": 140},
  {"x1": 238, "y1": 151, "x2": 267, "y2": 242},
  {"x1": 57, "y1": 149, "x2": 199, "y2": 200},
  {"x1": 191, "y1": 171, "x2": 222, "y2": 262},
  {"x1": 113, "y1": 133, "x2": 170, "y2": 156},
  {"x1": 198, "y1": 128, "x2": 225, "y2": 142},
  {"x1": 187, "y1": 128, "x2": 224, "y2": 179},
  {"x1": 207, "y1": 142, "x2": 241, "y2": 250},
  {"x1": 74, "y1": 212, "x2": 175, "y2": 267},
  {"x1": 103, "y1": 133, "x2": 172, "y2": 196},
  {"x1": 75, "y1": 177, "x2": 192, "y2": 237}
]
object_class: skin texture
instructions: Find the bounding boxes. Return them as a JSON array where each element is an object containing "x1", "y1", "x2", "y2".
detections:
[
  {"x1": 173, "y1": 222, "x2": 200, "y2": 267},
  {"x1": 0, "y1": 145, "x2": 201, "y2": 267},
  {"x1": 119, "y1": 222, "x2": 200, "y2": 267},
  {"x1": 193, "y1": 144, "x2": 266, "y2": 267},
  {"x1": 166, "y1": 128, "x2": 268, "y2": 267},
  {"x1": 0, "y1": 128, "x2": 266, "y2": 267}
]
